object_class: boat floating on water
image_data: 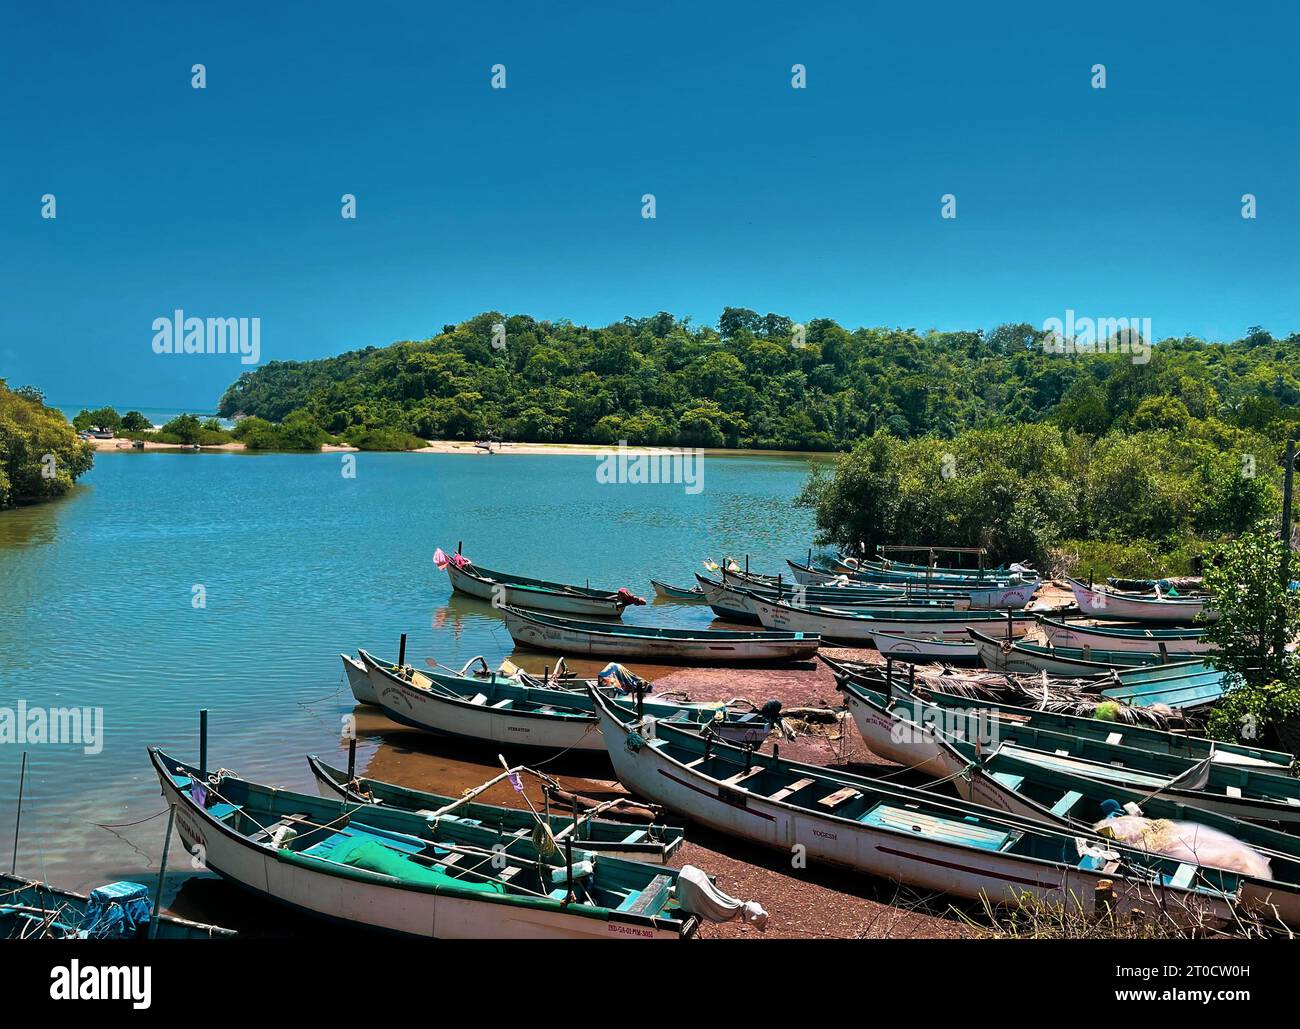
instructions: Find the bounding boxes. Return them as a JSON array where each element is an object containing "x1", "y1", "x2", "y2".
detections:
[
  {"x1": 439, "y1": 549, "x2": 645, "y2": 618},
  {"x1": 650, "y1": 579, "x2": 707, "y2": 601}
]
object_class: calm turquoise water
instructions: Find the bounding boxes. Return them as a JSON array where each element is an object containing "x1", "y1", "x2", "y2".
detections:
[{"x1": 0, "y1": 450, "x2": 821, "y2": 911}]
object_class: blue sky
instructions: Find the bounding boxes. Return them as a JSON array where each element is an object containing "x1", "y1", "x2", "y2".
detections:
[{"x1": 2, "y1": 1, "x2": 1296, "y2": 409}]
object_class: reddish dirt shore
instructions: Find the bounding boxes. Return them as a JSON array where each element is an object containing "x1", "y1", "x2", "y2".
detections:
[{"x1": 648, "y1": 646, "x2": 977, "y2": 939}]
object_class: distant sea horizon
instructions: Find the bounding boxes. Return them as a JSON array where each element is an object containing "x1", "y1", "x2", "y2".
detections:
[{"x1": 54, "y1": 404, "x2": 230, "y2": 428}]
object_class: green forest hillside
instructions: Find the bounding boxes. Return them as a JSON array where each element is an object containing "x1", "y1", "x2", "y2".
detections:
[
  {"x1": 218, "y1": 311, "x2": 1300, "y2": 451},
  {"x1": 216, "y1": 311, "x2": 1300, "y2": 576}
]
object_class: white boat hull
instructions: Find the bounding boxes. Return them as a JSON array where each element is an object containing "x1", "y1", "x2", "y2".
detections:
[
  {"x1": 503, "y1": 608, "x2": 820, "y2": 663},
  {"x1": 447, "y1": 562, "x2": 625, "y2": 617},
  {"x1": 155, "y1": 759, "x2": 676, "y2": 939},
  {"x1": 342, "y1": 653, "x2": 379, "y2": 705},
  {"x1": 839, "y1": 688, "x2": 1048, "y2": 818},
  {"x1": 368, "y1": 666, "x2": 607, "y2": 752},
  {"x1": 872, "y1": 632, "x2": 978, "y2": 662},
  {"x1": 748, "y1": 597, "x2": 1033, "y2": 644},
  {"x1": 970, "y1": 636, "x2": 1118, "y2": 676},
  {"x1": 1040, "y1": 620, "x2": 1215, "y2": 653},
  {"x1": 1066, "y1": 578, "x2": 1216, "y2": 624},
  {"x1": 593, "y1": 703, "x2": 1226, "y2": 921}
]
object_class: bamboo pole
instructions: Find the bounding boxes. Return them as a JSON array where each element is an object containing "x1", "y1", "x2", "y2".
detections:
[
  {"x1": 149, "y1": 806, "x2": 176, "y2": 939},
  {"x1": 10, "y1": 751, "x2": 27, "y2": 875}
]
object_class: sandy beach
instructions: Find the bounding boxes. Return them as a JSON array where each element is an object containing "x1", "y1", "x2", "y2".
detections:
[{"x1": 90, "y1": 437, "x2": 834, "y2": 458}]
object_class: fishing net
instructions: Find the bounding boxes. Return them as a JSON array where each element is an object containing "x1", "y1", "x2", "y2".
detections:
[
  {"x1": 1093, "y1": 815, "x2": 1272, "y2": 878},
  {"x1": 830, "y1": 660, "x2": 1188, "y2": 729}
]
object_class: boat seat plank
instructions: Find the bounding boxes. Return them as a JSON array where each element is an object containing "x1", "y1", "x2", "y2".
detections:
[
  {"x1": 768, "y1": 777, "x2": 817, "y2": 803},
  {"x1": 721, "y1": 766, "x2": 764, "y2": 787},
  {"x1": 490, "y1": 699, "x2": 513, "y2": 709},
  {"x1": 859, "y1": 804, "x2": 1013, "y2": 850},
  {"x1": 1167, "y1": 863, "x2": 1196, "y2": 889},
  {"x1": 468, "y1": 693, "x2": 488, "y2": 706},
  {"x1": 1049, "y1": 790, "x2": 1084, "y2": 818},
  {"x1": 684, "y1": 757, "x2": 706, "y2": 769},
  {"x1": 817, "y1": 786, "x2": 863, "y2": 809},
  {"x1": 621, "y1": 874, "x2": 673, "y2": 915},
  {"x1": 990, "y1": 772, "x2": 1024, "y2": 791}
]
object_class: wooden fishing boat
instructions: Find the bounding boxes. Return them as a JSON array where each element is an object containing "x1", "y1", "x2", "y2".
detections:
[
  {"x1": 787, "y1": 558, "x2": 1031, "y2": 590},
  {"x1": 872, "y1": 630, "x2": 982, "y2": 664},
  {"x1": 835, "y1": 677, "x2": 1300, "y2": 825},
  {"x1": 342, "y1": 652, "x2": 379, "y2": 705},
  {"x1": 445, "y1": 558, "x2": 642, "y2": 618},
  {"x1": 1099, "y1": 662, "x2": 1228, "y2": 711},
  {"x1": 830, "y1": 680, "x2": 1300, "y2": 925},
  {"x1": 968, "y1": 629, "x2": 1199, "y2": 676},
  {"x1": 586, "y1": 689, "x2": 1237, "y2": 924},
  {"x1": 837, "y1": 554, "x2": 1031, "y2": 578},
  {"x1": 821, "y1": 656, "x2": 1292, "y2": 770},
  {"x1": 501, "y1": 606, "x2": 821, "y2": 664},
  {"x1": 721, "y1": 570, "x2": 983, "y2": 601},
  {"x1": 697, "y1": 575, "x2": 957, "y2": 626},
  {"x1": 650, "y1": 579, "x2": 707, "y2": 601},
  {"x1": 150, "y1": 749, "x2": 723, "y2": 939},
  {"x1": 746, "y1": 593, "x2": 1035, "y2": 644},
  {"x1": 360, "y1": 649, "x2": 775, "y2": 748},
  {"x1": 1065, "y1": 576, "x2": 1217, "y2": 624},
  {"x1": 0, "y1": 874, "x2": 235, "y2": 939},
  {"x1": 821, "y1": 662, "x2": 1289, "y2": 769},
  {"x1": 1037, "y1": 616, "x2": 1215, "y2": 654},
  {"x1": 307, "y1": 756, "x2": 686, "y2": 864}
]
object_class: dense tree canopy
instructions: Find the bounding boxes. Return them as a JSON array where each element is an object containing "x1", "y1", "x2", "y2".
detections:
[
  {"x1": 0, "y1": 380, "x2": 95, "y2": 509},
  {"x1": 217, "y1": 312, "x2": 1300, "y2": 454}
]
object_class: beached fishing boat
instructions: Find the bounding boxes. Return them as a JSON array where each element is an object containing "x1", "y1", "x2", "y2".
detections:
[
  {"x1": 968, "y1": 629, "x2": 1199, "y2": 676},
  {"x1": 871, "y1": 631, "x2": 982, "y2": 664},
  {"x1": 835, "y1": 678, "x2": 1300, "y2": 825},
  {"x1": 0, "y1": 874, "x2": 235, "y2": 939},
  {"x1": 821, "y1": 656, "x2": 1292, "y2": 770},
  {"x1": 308, "y1": 756, "x2": 686, "y2": 864},
  {"x1": 718, "y1": 571, "x2": 984, "y2": 602},
  {"x1": 747, "y1": 593, "x2": 1035, "y2": 644},
  {"x1": 1037, "y1": 616, "x2": 1215, "y2": 654},
  {"x1": 441, "y1": 553, "x2": 643, "y2": 618},
  {"x1": 1065, "y1": 576, "x2": 1217, "y2": 624},
  {"x1": 651, "y1": 579, "x2": 706, "y2": 601},
  {"x1": 697, "y1": 574, "x2": 958, "y2": 626},
  {"x1": 360, "y1": 650, "x2": 775, "y2": 748},
  {"x1": 501, "y1": 606, "x2": 821, "y2": 664},
  {"x1": 1099, "y1": 662, "x2": 1228, "y2": 711},
  {"x1": 586, "y1": 689, "x2": 1237, "y2": 924},
  {"x1": 151, "y1": 749, "x2": 764, "y2": 939},
  {"x1": 830, "y1": 679, "x2": 1300, "y2": 925},
  {"x1": 787, "y1": 559, "x2": 1031, "y2": 590}
]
